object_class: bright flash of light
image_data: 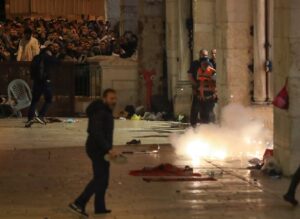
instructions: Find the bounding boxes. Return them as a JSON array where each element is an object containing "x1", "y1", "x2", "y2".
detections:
[{"x1": 185, "y1": 140, "x2": 228, "y2": 161}]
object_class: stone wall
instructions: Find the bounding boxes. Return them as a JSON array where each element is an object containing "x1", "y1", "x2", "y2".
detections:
[
  {"x1": 273, "y1": 0, "x2": 300, "y2": 175},
  {"x1": 88, "y1": 56, "x2": 139, "y2": 113},
  {"x1": 138, "y1": 0, "x2": 165, "y2": 106},
  {"x1": 193, "y1": 0, "x2": 216, "y2": 59},
  {"x1": 106, "y1": 0, "x2": 121, "y2": 28},
  {"x1": 215, "y1": 0, "x2": 253, "y2": 108}
]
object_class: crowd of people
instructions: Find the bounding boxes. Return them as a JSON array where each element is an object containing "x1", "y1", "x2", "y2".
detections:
[{"x1": 0, "y1": 18, "x2": 138, "y2": 62}]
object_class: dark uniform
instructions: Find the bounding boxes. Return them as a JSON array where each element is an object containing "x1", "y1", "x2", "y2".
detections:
[
  {"x1": 27, "y1": 49, "x2": 59, "y2": 121},
  {"x1": 74, "y1": 100, "x2": 114, "y2": 213},
  {"x1": 188, "y1": 59, "x2": 216, "y2": 126},
  {"x1": 284, "y1": 166, "x2": 300, "y2": 205}
]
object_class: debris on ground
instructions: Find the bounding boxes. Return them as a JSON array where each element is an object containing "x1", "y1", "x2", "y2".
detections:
[
  {"x1": 143, "y1": 177, "x2": 216, "y2": 182},
  {"x1": 64, "y1": 118, "x2": 79, "y2": 123},
  {"x1": 262, "y1": 156, "x2": 282, "y2": 177},
  {"x1": 104, "y1": 154, "x2": 128, "y2": 164},
  {"x1": 142, "y1": 112, "x2": 165, "y2": 121},
  {"x1": 125, "y1": 105, "x2": 135, "y2": 118},
  {"x1": 248, "y1": 148, "x2": 282, "y2": 177},
  {"x1": 45, "y1": 117, "x2": 63, "y2": 123},
  {"x1": 135, "y1": 105, "x2": 145, "y2": 116},
  {"x1": 131, "y1": 114, "x2": 141, "y2": 120},
  {"x1": 129, "y1": 163, "x2": 201, "y2": 177},
  {"x1": 126, "y1": 139, "x2": 141, "y2": 145}
]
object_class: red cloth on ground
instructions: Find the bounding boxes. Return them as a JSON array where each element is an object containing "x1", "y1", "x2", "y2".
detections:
[{"x1": 129, "y1": 163, "x2": 201, "y2": 177}]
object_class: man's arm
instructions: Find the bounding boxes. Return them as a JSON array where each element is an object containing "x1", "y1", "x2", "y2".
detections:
[
  {"x1": 16, "y1": 41, "x2": 23, "y2": 61},
  {"x1": 32, "y1": 39, "x2": 40, "y2": 57},
  {"x1": 188, "y1": 73, "x2": 197, "y2": 86},
  {"x1": 89, "y1": 112, "x2": 112, "y2": 154},
  {"x1": 187, "y1": 61, "x2": 198, "y2": 86}
]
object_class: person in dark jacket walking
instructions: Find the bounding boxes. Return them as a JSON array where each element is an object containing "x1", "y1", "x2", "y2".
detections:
[
  {"x1": 284, "y1": 166, "x2": 300, "y2": 206},
  {"x1": 69, "y1": 89, "x2": 118, "y2": 218},
  {"x1": 25, "y1": 43, "x2": 60, "y2": 128}
]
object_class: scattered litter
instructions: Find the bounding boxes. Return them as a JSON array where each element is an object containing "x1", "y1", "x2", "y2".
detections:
[
  {"x1": 177, "y1": 114, "x2": 185, "y2": 122},
  {"x1": 131, "y1": 114, "x2": 141, "y2": 121},
  {"x1": 129, "y1": 163, "x2": 201, "y2": 177},
  {"x1": 135, "y1": 105, "x2": 145, "y2": 116},
  {"x1": 46, "y1": 117, "x2": 63, "y2": 123},
  {"x1": 143, "y1": 177, "x2": 216, "y2": 183},
  {"x1": 126, "y1": 139, "x2": 141, "y2": 145},
  {"x1": 104, "y1": 154, "x2": 128, "y2": 164},
  {"x1": 64, "y1": 118, "x2": 79, "y2": 123},
  {"x1": 206, "y1": 170, "x2": 223, "y2": 178},
  {"x1": 125, "y1": 105, "x2": 135, "y2": 118},
  {"x1": 122, "y1": 149, "x2": 158, "y2": 155},
  {"x1": 262, "y1": 156, "x2": 282, "y2": 177},
  {"x1": 142, "y1": 112, "x2": 165, "y2": 121}
]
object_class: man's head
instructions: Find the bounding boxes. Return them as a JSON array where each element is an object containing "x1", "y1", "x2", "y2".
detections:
[
  {"x1": 102, "y1": 89, "x2": 117, "y2": 110},
  {"x1": 199, "y1": 49, "x2": 209, "y2": 59},
  {"x1": 52, "y1": 43, "x2": 60, "y2": 55},
  {"x1": 24, "y1": 28, "x2": 32, "y2": 40},
  {"x1": 211, "y1": 49, "x2": 217, "y2": 59}
]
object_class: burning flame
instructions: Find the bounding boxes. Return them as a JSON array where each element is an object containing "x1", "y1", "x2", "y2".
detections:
[{"x1": 171, "y1": 104, "x2": 273, "y2": 162}]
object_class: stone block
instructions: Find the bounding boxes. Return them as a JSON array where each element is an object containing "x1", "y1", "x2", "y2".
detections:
[
  {"x1": 193, "y1": 0, "x2": 215, "y2": 24},
  {"x1": 225, "y1": 23, "x2": 251, "y2": 49},
  {"x1": 224, "y1": 0, "x2": 252, "y2": 23}
]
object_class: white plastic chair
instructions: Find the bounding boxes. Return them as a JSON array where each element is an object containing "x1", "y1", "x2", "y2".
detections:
[{"x1": 7, "y1": 79, "x2": 32, "y2": 117}]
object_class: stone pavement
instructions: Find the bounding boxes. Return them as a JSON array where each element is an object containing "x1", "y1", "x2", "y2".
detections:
[
  {"x1": 0, "y1": 119, "x2": 184, "y2": 150},
  {"x1": 0, "y1": 119, "x2": 299, "y2": 219}
]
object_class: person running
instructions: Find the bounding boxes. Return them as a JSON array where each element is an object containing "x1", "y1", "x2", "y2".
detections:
[
  {"x1": 284, "y1": 166, "x2": 300, "y2": 206},
  {"x1": 69, "y1": 89, "x2": 118, "y2": 218},
  {"x1": 25, "y1": 42, "x2": 59, "y2": 128}
]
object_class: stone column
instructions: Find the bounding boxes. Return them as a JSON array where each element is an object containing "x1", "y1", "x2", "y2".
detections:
[
  {"x1": 192, "y1": 0, "x2": 216, "y2": 59},
  {"x1": 173, "y1": 0, "x2": 193, "y2": 117},
  {"x1": 120, "y1": 0, "x2": 138, "y2": 34},
  {"x1": 215, "y1": 0, "x2": 252, "y2": 108},
  {"x1": 273, "y1": 0, "x2": 300, "y2": 175},
  {"x1": 105, "y1": 0, "x2": 120, "y2": 28},
  {"x1": 253, "y1": 0, "x2": 267, "y2": 103},
  {"x1": 266, "y1": 0, "x2": 274, "y2": 101},
  {"x1": 165, "y1": 0, "x2": 178, "y2": 100}
]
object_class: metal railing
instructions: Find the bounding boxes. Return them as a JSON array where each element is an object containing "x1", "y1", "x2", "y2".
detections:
[{"x1": 0, "y1": 61, "x2": 102, "y2": 116}]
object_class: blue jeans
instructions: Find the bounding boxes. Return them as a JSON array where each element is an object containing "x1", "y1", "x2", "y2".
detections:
[{"x1": 27, "y1": 81, "x2": 53, "y2": 120}]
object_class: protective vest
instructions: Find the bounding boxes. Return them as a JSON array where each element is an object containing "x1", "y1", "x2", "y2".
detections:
[{"x1": 197, "y1": 66, "x2": 216, "y2": 98}]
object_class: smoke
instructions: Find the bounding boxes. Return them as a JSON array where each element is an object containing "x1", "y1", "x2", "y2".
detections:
[{"x1": 171, "y1": 104, "x2": 273, "y2": 161}]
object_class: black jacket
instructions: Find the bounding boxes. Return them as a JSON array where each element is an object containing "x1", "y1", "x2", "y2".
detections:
[
  {"x1": 85, "y1": 100, "x2": 114, "y2": 157},
  {"x1": 30, "y1": 49, "x2": 60, "y2": 82}
]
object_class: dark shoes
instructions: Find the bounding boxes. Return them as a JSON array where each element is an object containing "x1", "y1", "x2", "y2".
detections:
[
  {"x1": 283, "y1": 194, "x2": 299, "y2": 206},
  {"x1": 35, "y1": 117, "x2": 47, "y2": 125},
  {"x1": 68, "y1": 203, "x2": 89, "y2": 218},
  {"x1": 25, "y1": 119, "x2": 35, "y2": 128},
  {"x1": 95, "y1": 209, "x2": 112, "y2": 214},
  {"x1": 25, "y1": 117, "x2": 46, "y2": 128},
  {"x1": 126, "y1": 139, "x2": 141, "y2": 145}
]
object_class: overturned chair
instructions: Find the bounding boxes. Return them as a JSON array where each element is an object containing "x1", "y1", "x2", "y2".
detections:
[{"x1": 7, "y1": 79, "x2": 32, "y2": 117}]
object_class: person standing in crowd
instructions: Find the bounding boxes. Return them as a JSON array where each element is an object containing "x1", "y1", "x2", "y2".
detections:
[
  {"x1": 188, "y1": 50, "x2": 216, "y2": 126},
  {"x1": 69, "y1": 89, "x2": 118, "y2": 218},
  {"x1": 25, "y1": 43, "x2": 59, "y2": 128},
  {"x1": 284, "y1": 166, "x2": 300, "y2": 206},
  {"x1": 17, "y1": 28, "x2": 40, "y2": 61},
  {"x1": 210, "y1": 49, "x2": 217, "y2": 69}
]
